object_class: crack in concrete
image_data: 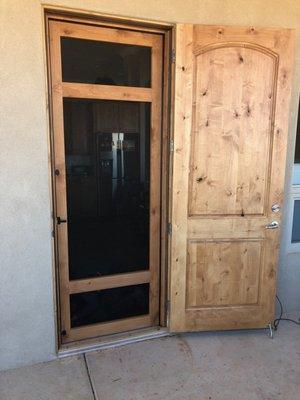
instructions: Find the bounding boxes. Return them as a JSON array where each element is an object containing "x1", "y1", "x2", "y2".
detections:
[{"x1": 83, "y1": 353, "x2": 99, "y2": 400}]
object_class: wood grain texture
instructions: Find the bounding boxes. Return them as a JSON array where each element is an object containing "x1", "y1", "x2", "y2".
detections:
[
  {"x1": 69, "y1": 315, "x2": 151, "y2": 342},
  {"x1": 49, "y1": 20, "x2": 71, "y2": 338},
  {"x1": 62, "y1": 82, "x2": 153, "y2": 102},
  {"x1": 53, "y1": 19, "x2": 162, "y2": 47},
  {"x1": 149, "y1": 32, "x2": 163, "y2": 326},
  {"x1": 69, "y1": 271, "x2": 151, "y2": 294},
  {"x1": 45, "y1": 9, "x2": 172, "y2": 34},
  {"x1": 189, "y1": 45, "x2": 276, "y2": 216},
  {"x1": 159, "y1": 29, "x2": 172, "y2": 327},
  {"x1": 186, "y1": 240, "x2": 261, "y2": 307},
  {"x1": 169, "y1": 24, "x2": 194, "y2": 331},
  {"x1": 169, "y1": 24, "x2": 294, "y2": 332}
]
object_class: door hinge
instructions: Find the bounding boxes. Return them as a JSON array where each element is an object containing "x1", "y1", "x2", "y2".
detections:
[
  {"x1": 171, "y1": 49, "x2": 176, "y2": 64},
  {"x1": 167, "y1": 222, "x2": 172, "y2": 235},
  {"x1": 165, "y1": 300, "x2": 170, "y2": 317},
  {"x1": 170, "y1": 139, "x2": 174, "y2": 152}
]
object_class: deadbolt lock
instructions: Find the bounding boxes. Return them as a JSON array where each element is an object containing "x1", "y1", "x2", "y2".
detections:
[{"x1": 271, "y1": 204, "x2": 281, "y2": 213}]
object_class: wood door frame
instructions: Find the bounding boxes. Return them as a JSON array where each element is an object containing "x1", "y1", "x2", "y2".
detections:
[{"x1": 45, "y1": 10, "x2": 173, "y2": 347}]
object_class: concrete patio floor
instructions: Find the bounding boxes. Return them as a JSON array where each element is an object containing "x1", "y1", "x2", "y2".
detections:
[{"x1": 1, "y1": 319, "x2": 299, "y2": 400}]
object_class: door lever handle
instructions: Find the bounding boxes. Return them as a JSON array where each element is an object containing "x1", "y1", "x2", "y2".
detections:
[
  {"x1": 265, "y1": 221, "x2": 279, "y2": 229},
  {"x1": 57, "y1": 216, "x2": 67, "y2": 225}
]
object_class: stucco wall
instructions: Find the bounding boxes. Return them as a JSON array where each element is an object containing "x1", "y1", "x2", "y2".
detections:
[{"x1": 1, "y1": 0, "x2": 300, "y2": 371}]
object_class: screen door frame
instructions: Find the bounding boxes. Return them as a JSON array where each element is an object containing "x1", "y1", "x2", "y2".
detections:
[{"x1": 46, "y1": 15, "x2": 171, "y2": 345}]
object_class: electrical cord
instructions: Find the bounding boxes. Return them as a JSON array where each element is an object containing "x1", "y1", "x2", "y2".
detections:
[{"x1": 273, "y1": 295, "x2": 300, "y2": 330}]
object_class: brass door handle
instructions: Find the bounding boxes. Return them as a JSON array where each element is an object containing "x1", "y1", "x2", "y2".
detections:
[{"x1": 265, "y1": 221, "x2": 279, "y2": 229}]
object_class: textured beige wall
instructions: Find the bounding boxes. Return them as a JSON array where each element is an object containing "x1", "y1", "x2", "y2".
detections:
[{"x1": 1, "y1": 0, "x2": 300, "y2": 370}]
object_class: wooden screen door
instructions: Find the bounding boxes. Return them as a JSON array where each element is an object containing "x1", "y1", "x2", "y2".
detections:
[
  {"x1": 49, "y1": 20, "x2": 162, "y2": 343},
  {"x1": 169, "y1": 25, "x2": 294, "y2": 332}
]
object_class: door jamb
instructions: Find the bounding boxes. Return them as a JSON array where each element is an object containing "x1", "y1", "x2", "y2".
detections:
[{"x1": 44, "y1": 8, "x2": 174, "y2": 350}]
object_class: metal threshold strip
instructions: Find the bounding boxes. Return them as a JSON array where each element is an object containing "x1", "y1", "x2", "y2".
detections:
[{"x1": 58, "y1": 326, "x2": 170, "y2": 358}]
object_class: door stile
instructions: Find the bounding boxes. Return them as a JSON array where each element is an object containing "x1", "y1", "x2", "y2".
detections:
[
  {"x1": 49, "y1": 21, "x2": 71, "y2": 337},
  {"x1": 149, "y1": 36, "x2": 163, "y2": 325},
  {"x1": 261, "y1": 30, "x2": 295, "y2": 322},
  {"x1": 169, "y1": 24, "x2": 194, "y2": 331}
]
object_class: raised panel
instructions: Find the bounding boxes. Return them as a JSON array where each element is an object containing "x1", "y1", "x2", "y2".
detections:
[
  {"x1": 186, "y1": 240, "x2": 262, "y2": 308},
  {"x1": 189, "y1": 46, "x2": 277, "y2": 216}
]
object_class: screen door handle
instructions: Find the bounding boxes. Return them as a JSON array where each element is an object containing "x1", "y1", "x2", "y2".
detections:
[
  {"x1": 265, "y1": 221, "x2": 279, "y2": 229},
  {"x1": 57, "y1": 216, "x2": 67, "y2": 225}
]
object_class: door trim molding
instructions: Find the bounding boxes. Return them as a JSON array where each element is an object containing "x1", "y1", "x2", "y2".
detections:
[{"x1": 43, "y1": 5, "x2": 174, "y2": 32}]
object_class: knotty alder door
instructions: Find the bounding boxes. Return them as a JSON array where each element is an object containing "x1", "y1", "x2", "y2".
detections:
[
  {"x1": 49, "y1": 20, "x2": 162, "y2": 343},
  {"x1": 169, "y1": 25, "x2": 294, "y2": 331}
]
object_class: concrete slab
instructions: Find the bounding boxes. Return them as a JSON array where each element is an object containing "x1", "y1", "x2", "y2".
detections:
[
  {"x1": 0, "y1": 355, "x2": 94, "y2": 400},
  {"x1": 0, "y1": 318, "x2": 299, "y2": 400},
  {"x1": 86, "y1": 320, "x2": 300, "y2": 400}
]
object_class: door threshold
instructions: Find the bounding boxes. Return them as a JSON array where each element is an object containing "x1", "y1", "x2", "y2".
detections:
[{"x1": 58, "y1": 326, "x2": 170, "y2": 358}]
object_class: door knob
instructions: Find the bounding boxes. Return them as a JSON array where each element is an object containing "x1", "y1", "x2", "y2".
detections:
[{"x1": 265, "y1": 221, "x2": 279, "y2": 229}]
